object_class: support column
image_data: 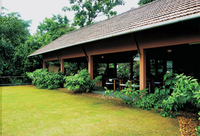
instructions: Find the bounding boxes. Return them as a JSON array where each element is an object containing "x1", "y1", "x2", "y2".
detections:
[
  {"x1": 43, "y1": 60, "x2": 46, "y2": 69},
  {"x1": 131, "y1": 61, "x2": 133, "y2": 79},
  {"x1": 61, "y1": 59, "x2": 65, "y2": 74},
  {"x1": 88, "y1": 55, "x2": 93, "y2": 80},
  {"x1": 140, "y1": 48, "x2": 146, "y2": 90}
]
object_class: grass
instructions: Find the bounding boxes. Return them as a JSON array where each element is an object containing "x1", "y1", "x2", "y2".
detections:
[{"x1": 2, "y1": 85, "x2": 180, "y2": 136}]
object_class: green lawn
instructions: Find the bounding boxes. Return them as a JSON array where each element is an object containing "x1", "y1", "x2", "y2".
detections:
[{"x1": 2, "y1": 86, "x2": 180, "y2": 136}]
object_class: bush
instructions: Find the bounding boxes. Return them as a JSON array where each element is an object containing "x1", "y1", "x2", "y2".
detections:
[
  {"x1": 105, "y1": 70, "x2": 200, "y2": 118},
  {"x1": 105, "y1": 82, "x2": 146, "y2": 105},
  {"x1": 161, "y1": 72, "x2": 200, "y2": 117},
  {"x1": 64, "y1": 69, "x2": 102, "y2": 93},
  {"x1": 26, "y1": 69, "x2": 64, "y2": 89}
]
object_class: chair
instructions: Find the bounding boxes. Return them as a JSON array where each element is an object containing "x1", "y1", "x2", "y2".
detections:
[
  {"x1": 119, "y1": 78, "x2": 126, "y2": 90},
  {"x1": 105, "y1": 78, "x2": 115, "y2": 90}
]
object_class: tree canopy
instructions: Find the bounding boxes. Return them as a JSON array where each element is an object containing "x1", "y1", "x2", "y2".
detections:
[
  {"x1": 62, "y1": 0, "x2": 125, "y2": 27},
  {"x1": 138, "y1": 0, "x2": 155, "y2": 6},
  {"x1": 0, "y1": 10, "x2": 76, "y2": 76},
  {"x1": 0, "y1": 12, "x2": 31, "y2": 75}
]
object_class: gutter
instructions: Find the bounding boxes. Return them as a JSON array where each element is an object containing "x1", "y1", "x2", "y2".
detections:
[{"x1": 28, "y1": 13, "x2": 200, "y2": 57}]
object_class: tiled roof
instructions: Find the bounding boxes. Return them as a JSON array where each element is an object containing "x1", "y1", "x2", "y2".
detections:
[{"x1": 29, "y1": 0, "x2": 200, "y2": 57}]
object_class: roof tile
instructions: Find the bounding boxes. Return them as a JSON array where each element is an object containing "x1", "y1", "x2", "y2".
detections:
[{"x1": 29, "y1": 0, "x2": 200, "y2": 56}]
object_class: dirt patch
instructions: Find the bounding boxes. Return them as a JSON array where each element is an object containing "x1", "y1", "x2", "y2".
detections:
[{"x1": 177, "y1": 112, "x2": 200, "y2": 136}]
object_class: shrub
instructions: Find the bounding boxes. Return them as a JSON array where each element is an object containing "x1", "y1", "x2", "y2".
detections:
[
  {"x1": 106, "y1": 70, "x2": 200, "y2": 118},
  {"x1": 26, "y1": 69, "x2": 64, "y2": 89},
  {"x1": 64, "y1": 69, "x2": 102, "y2": 93},
  {"x1": 105, "y1": 77, "x2": 169, "y2": 110},
  {"x1": 161, "y1": 72, "x2": 200, "y2": 117},
  {"x1": 105, "y1": 82, "x2": 146, "y2": 105}
]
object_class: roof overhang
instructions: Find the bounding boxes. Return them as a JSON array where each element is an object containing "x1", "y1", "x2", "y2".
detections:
[{"x1": 28, "y1": 13, "x2": 200, "y2": 57}]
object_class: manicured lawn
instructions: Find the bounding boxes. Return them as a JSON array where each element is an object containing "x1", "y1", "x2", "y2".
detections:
[{"x1": 2, "y1": 86, "x2": 180, "y2": 135}]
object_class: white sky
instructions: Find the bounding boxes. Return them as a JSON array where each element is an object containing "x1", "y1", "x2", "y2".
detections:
[{"x1": 1, "y1": 0, "x2": 139, "y2": 35}]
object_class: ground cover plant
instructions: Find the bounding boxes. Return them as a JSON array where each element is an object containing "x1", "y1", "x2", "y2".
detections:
[{"x1": 2, "y1": 86, "x2": 180, "y2": 135}]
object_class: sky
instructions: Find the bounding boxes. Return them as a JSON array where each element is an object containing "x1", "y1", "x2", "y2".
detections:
[{"x1": 1, "y1": 0, "x2": 139, "y2": 35}]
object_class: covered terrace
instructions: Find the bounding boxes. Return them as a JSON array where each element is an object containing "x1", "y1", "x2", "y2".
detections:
[{"x1": 29, "y1": 0, "x2": 200, "y2": 92}]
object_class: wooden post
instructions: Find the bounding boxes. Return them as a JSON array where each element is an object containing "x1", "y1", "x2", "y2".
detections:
[
  {"x1": 43, "y1": 60, "x2": 46, "y2": 69},
  {"x1": 140, "y1": 48, "x2": 146, "y2": 90},
  {"x1": 61, "y1": 59, "x2": 65, "y2": 74},
  {"x1": 88, "y1": 55, "x2": 93, "y2": 80}
]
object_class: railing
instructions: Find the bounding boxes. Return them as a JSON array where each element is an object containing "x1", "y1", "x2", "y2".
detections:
[{"x1": 0, "y1": 76, "x2": 32, "y2": 86}]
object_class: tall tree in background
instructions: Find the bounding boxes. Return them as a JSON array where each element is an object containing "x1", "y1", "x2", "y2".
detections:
[
  {"x1": 23, "y1": 14, "x2": 76, "y2": 73},
  {"x1": 36, "y1": 14, "x2": 76, "y2": 47},
  {"x1": 138, "y1": 0, "x2": 155, "y2": 6},
  {"x1": 0, "y1": 11, "x2": 31, "y2": 76},
  {"x1": 62, "y1": 0, "x2": 125, "y2": 27},
  {"x1": 0, "y1": 10, "x2": 76, "y2": 76}
]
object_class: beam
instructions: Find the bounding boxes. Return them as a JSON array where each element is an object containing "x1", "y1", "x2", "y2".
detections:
[
  {"x1": 131, "y1": 33, "x2": 141, "y2": 57},
  {"x1": 139, "y1": 48, "x2": 146, "y2": 90},
  {"x1": 54, "y1": 51, "x2": 61, "y2": 64},
  {"x1": 82, "y1": 45, "x2": 89, "y2": 62},
  {"x1": 88, "y1": 55, "x2": 93, "y2": 80}
]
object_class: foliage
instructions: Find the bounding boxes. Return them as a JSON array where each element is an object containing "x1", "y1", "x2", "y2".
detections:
[
  {"x1": 36, "y1": 14, "x2": 76, "y2": 47},
  {"x1": 0, "y1": 12, "x2": 30, "y2": 47},
  {"x1": 105, "y1": 82, "x2": 166, "y2": 110},
  {"x1": 0, "y1": 10, "x2": 76, "y2": 77},
  {"x1": 117, "y1": 63, "x2": 130, "y2": 78},
  {"x1": 0, "y1": 11, "x2": 31, "y2": 76},
  {"x1": 133, "y1": 61, "x2": 139, "y2": 77},
  {"x1": 64, "y1": 62, "x2": 78, "y2": 76},
  {"x1": 161, "y1": 72, "x2": 200, "y2": 117},
  {"x1": 138, "y1": 0, "x2": 155, "y2": 6},
  {"x1": 106, "y1": 70, "x2": 200, "y2": 119},
  {"x1": 64, "y1": 69, "x2": 102, "y2": 93},
  {"x1": 62, "y1": 0, "x2": 125, "y2": 27},
  {"x1": 26, "y1": 69, "x2": 64, "y2": 89}
]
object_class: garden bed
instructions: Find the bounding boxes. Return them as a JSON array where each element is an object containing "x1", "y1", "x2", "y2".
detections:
[{"x1": 177, "y1": 112, "x2": 200, "y2": 136}]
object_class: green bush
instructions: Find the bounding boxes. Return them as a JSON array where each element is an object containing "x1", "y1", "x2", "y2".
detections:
[
  {"x1": 161, "y1": 72, "x2": 200, "y2": 117},
  {"x1": 26, "y1": 69, "x2": 64, "y2": 89},
  {"x1": 64, "y1": 69, "x2": 102, "y2": 93},
  {"x1": 106, "y1": 70, "x2": 200, "y2": 118},
  {"x1": 105, "y1": 82, "x2": 146, "y2": 105}
]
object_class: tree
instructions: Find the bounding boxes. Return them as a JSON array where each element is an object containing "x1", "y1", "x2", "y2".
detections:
[
  {"x1": 138, "y1": 0, "x2": 155, "y2": 6},
  {"x1": 36, "y1": 14, "x2": 76, "y2": 47},
  {"x1": 0, "y1": 11, "x2": 76, "y2": 76},
  {"x1": 0, "y1": 11, "x2": 31, "y2": 76},
  {"x1": 62, "y1": 0, "x2": 125, "y2": 27}
]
